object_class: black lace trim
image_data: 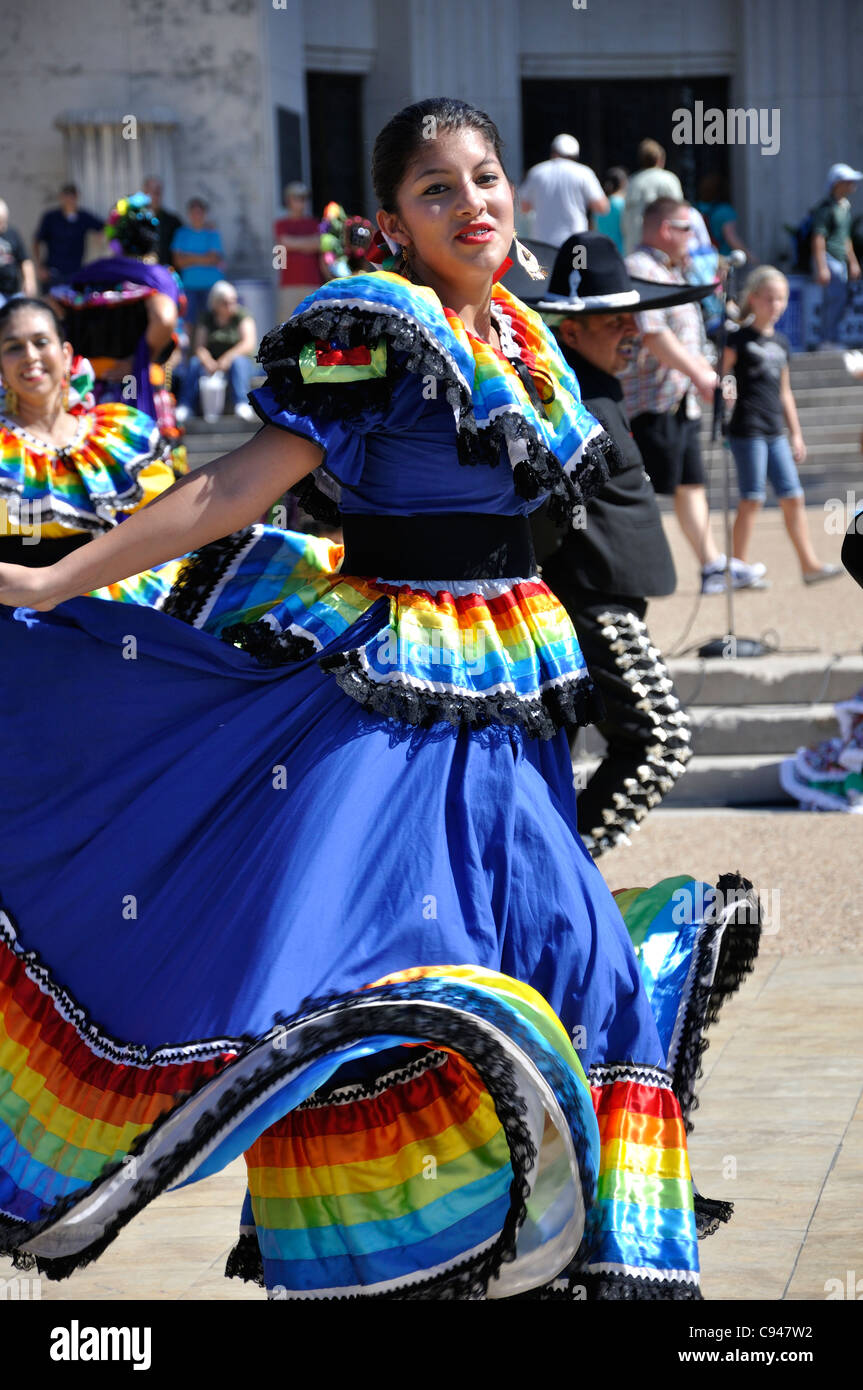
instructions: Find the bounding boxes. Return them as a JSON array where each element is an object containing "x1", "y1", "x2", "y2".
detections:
[
  {"x1": 319, "y1": 647, "x2": 606, "y2": 739},
  {"x1": 587, "y1": 1060, "x2": 673, "y2": 1089},
  {"x1": 296, "y1": 1046, "x2": 450, "y2": 1109},
  {"x1": 0, "y1": 902, "x2": 241, "y2": 1066},
  {"x1": 289, "y1": 472, "x2": 342, "y2": 526},
  {"x1": 507, "y1": 1271, "x2": 702, "y2": 1302},
  {"x1": 693, "y1": 1192, "x2": 735, "y2": 1239},
  {"x1": 706, "y1": 872, "x2": 763, "y2": 1027},
  {"x1": 224, "y1": 1233, "x2": 263, "y2": 1286},
  {"x1": 256, "y1": 302, "x2": 624, "y2": 527},
  {"x1": 671, "y1": 872, "x2": 762, "y2": 1135},
  {"x1": 5, "y1": 979, "x2": 601, "y2": 1298},
  {"x1": 161, "y1": 527, "x2": 258, "y2": 626},
  {"x1": 220, "y1": 620, "x2": 317, "y2": 667}
]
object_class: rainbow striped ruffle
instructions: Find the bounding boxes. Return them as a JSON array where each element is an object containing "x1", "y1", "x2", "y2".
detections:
[
  {"x1": 93, "y1": 523, "x2": 602, "y2": 738},
  {"x1": 0, "y1": 873, "x2": 759, "y2": 1298},
  {"x1": 0, "y1": 879, "x2": 703, "y2": 1299},
  {"x1": 0, "y1": 404, "x2": 174, "y2": 539},
  {"x1": 1, "y1": 894, "x2": 603, "y2": 1296},
  {"x1": 614, "y1": 873, "x2": 761, "y2": 1136}
]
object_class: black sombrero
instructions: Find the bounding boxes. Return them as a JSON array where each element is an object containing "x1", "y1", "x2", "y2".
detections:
[{"x1": 518, "y1": 231, "x2": 717, "y2": 315}]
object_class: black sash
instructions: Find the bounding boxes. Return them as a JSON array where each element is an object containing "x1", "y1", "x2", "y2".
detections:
[{"x1": 340, "y1": 512, "x2": 536, "y2": 580}]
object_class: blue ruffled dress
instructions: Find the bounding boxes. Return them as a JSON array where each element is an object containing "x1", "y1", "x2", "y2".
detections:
[{"x1": 0, "y1": 274, "x2": 757, "y2": 1300}]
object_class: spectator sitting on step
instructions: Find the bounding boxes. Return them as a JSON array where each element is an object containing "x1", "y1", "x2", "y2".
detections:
[{"x1": 175, "y1": 280, "x2": 257, "y2": 424}]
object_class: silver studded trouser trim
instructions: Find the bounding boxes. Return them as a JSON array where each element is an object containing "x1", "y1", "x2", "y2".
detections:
[{"x1": 572, "y1": 606, "x2": 692, "y2": 859}]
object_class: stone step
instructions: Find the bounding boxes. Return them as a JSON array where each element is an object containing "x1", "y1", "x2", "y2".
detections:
[
  {"x1": 572, "y1": 752, "x2": 794, "y2": 807},
  {"x1": 183, "y1": 414, "x2": 261, "y2": 434},
  {"x1": 751, "y1": 387, "x2": 858, "y2": 406},
  {"x1": 695, "y1": 428, "x2": 862, "y2": 449},
  {"x1": 697, "y1": 433, "x2": 856, "y2": 455},
  {"x1": 579, "y1": 700, "x2": 841, "y2": 758},
  {"x1": 700, "y1": 403, "x2": 862, "y2": 426},
  {"x1": 667, "y1": 653, "x2": 863, "y2": 706}
]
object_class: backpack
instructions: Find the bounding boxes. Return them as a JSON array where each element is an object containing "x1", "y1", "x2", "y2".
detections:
[{"x1": 787, "y1": 209, "x2": 816, "y2": 274}]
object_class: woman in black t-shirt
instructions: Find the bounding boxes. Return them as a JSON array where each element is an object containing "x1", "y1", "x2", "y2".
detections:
[{"x1": 723, "y1": 266, "x2": 841, "y2": 584}]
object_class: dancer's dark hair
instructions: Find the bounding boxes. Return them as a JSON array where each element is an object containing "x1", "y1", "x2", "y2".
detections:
[
  {"x1": 0, "y1": 296, "x2": 65, "y2": 342},
  {"x1": 372, "y1": 97, "x2": 508, "y2": 211}
]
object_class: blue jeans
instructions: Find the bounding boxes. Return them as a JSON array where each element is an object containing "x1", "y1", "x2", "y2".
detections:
[
  {"x1": 729, "y1": 434, "x2": 804, "y2": 501},
  {"x1": 820, "y1": 254, "x2": 849, "y2": 343},
  {"x1": 181, "y1": 287, "x2": 211, "y2": 328},
  {"x1": 179, "y1": 355, "x2": 255, "y2": 413}
]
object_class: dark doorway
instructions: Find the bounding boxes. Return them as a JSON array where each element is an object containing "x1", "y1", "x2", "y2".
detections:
[
  {"x1": 276, "y1": 107, "x2": 303, "y2": 205},
  {"x1": 521, "y1": 76, "x2": 731, "y2": 203},
  {"x1": 306, "y1": 72, "x2": 366, "y2": 217}
]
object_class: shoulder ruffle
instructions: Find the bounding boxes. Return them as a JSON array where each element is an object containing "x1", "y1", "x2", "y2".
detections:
[
  {"x1": 0, "y1": 405, "x2": 169, "y2": 534},
  {"x1": 256, "y1": 272, "x2": 623, "y2": 526}
]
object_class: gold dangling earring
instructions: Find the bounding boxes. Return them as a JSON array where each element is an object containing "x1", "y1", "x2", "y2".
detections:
[
  {"x1": 3, "y1": 384, "x2": 18, "y2": 416},
  {"x1": 513, "y1": 236, "x2": 548, "y2": 282},
  {"x1": 62, "y1": 372, "x2": 71, "y2": 410}
]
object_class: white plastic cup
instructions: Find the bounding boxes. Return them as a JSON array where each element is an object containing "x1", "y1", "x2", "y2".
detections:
[{"x1": 199, "y1": 370, "x2": 227, "y2": 423}]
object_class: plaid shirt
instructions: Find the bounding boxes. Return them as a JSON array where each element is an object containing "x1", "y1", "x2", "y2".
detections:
[{"x1": 620, "y1": 245, "x2": 707, "y2": 419}]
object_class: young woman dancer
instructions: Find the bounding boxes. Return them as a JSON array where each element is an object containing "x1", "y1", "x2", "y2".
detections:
[
  {"x1": 0, "y1": 297, "x2": 176, "y2": 568},
  {"x1": 0, "y1": 99, "x2": 757, "y2": 1301}
]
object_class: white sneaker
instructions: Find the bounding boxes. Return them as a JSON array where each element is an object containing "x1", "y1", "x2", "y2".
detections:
[
  {"x1": 234, "y1": 403, "x2": 256, "y2": 423},
  {"x1": 844, "y1": 350, "x2": 863, "y2": 378},
  {"x1": 730, "y1": 556, "x2": 768, "y2": 583},
  {"x1": 175, "y1": 404, "x2": 190, "y2": 425},
  {"x1": 701, "y1": 557, "x2": 770, "y2": 594}
]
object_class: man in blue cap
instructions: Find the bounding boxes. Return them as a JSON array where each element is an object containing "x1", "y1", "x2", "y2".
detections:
[{"x1": 812, "y1": 162, "x2": 862, "y2": 349}]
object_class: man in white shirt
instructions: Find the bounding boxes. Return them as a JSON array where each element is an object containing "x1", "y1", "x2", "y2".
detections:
[
  {"x1": 622, "y1": 139, "x2": 685, "y2": 254},
  {"x1": 519, "y1": 134, "x2": 608, "y2": 248}
]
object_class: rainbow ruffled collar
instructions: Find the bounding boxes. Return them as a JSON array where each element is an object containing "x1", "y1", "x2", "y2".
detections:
[{"x1": 257, "y1": 271, "x2": 616, "y2": 525}]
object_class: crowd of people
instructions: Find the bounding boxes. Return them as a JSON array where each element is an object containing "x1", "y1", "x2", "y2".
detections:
[
  {"x1": 519, "y1": 134, "x2": 862, "y2": 347},
  {"x1": 517, "y1": 136, "x2": 858, "y2": 595}
]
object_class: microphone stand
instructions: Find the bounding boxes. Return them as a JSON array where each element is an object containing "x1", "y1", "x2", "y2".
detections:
[{"x1": 698, "y1": 255, "x2": 768, "y2": 659}]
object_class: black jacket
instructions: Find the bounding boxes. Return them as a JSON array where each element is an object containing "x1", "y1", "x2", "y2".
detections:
[{"x1": 537, "y1": 348, "x2": 676, "y2": 601}]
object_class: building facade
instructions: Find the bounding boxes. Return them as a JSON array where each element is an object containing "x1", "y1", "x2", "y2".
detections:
[{"x1": 1, "y1": 0, "x2": 860, "y2": 305}]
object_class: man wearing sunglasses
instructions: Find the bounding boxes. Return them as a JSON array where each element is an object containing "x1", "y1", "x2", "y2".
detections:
[{"x1": 621, "y1": 197, "x2": 764, "y2": 592}]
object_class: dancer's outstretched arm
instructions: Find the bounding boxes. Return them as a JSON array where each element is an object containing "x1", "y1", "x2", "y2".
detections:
[{"x1": 0, "y1": 425, "x2": 323, "y2": 612}]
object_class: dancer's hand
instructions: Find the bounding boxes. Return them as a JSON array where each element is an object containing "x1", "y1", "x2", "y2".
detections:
[{"x1": 0, "y1": 563, "x2": 63, "y2": 611}]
